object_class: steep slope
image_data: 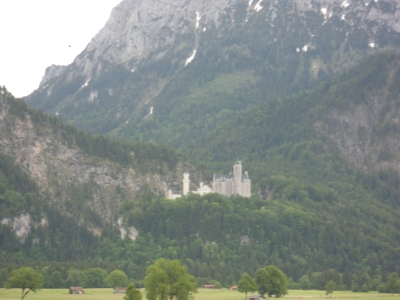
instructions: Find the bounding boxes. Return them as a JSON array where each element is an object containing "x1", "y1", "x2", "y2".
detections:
[
  {"x1": 92, "y1": 52, "x2": 400, "y2": 283},
  {"x1": 26, "y1": 0, "x2": 400, "y2": 148},
  {"x1": 0, "y1": 148, "x2": 99, "y2": 261},
  {"x1": 0, "y1": 86, "x2": 194, "y2": 259},
  {"x1": 190, "y1": 52, "x2": 400, "y2": 194},
  {"x1": 3, "y1": 54, "x2": 400, "y2": 286}
]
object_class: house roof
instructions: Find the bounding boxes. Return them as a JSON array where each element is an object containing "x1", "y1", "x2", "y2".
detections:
[{"x1": 249, "y1": 294, "x2": 265, "y2": 300}]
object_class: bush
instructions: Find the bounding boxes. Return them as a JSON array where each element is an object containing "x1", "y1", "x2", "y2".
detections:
[
  {"x1": 214, "y1": 281, "x2": 222, "y2": 289},
  {"x1": 361, "y1": 284, "x2": 368, "y2": 292},
  {"x1": 378, "y1": 284, "x2": 388, "y2": 293},
  {"x1": 351, "y1": 282, "x2": 359, "y2": 292},
  {"x1": 289, "y1": 282, "x2": 301, "y2": 290}
]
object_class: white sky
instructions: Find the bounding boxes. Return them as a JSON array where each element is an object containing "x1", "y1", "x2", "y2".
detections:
[{"x1": 0, "y1": 0, "x2": 122, "y2": 98}]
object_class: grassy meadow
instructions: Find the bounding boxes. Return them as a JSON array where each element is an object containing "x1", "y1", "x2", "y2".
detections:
[{"x1": 0, "y1": 288, "x2": 399, "y2": 300}]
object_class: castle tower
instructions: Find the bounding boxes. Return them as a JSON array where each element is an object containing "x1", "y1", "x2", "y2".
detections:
[
  {"x1": 233, "y1": 161, "x2": 242, "y2": 195},
  {"x1": 241, "y1": 171, "x2": 251, "y2": 197},
  {"x1": 183, "y1": 172, "x2": 190, "y2": 196}
]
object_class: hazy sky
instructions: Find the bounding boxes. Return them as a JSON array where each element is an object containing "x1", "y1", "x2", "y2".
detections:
[{"x1": 0, "y1": 0, "x2": 122, "y2": 98}]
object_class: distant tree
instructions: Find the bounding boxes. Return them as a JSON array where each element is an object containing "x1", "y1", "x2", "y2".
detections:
[
  {"x1": 0, "y1": 268, "x2": 10, "y2": 287},
  {"x1": 124, "y1": 282, "x2": 142, "y2": 300},
  {"x1": 144, "y1": 259, "x2": 197, "y2": 300},
  {"x1": 106, "y1": 270, "x2": 129, "y2": 288},
  {"x1": 387, "y1": 273, "x2": 400, "y2": 295},
  {"x1": 318, "y1": 269, "x2": 340, "y2": 290},
  {"x1": 42, "y1": 268, "x2": 64, "y2": 289},
  {"x1": 85, "y1": 268, "x2": 107, "y2": 288},
  {"x1": 351, "y1": 281, "x2": 359, "y2": 292},
  {"x1": 214, "y1": 281, "x2": 222, "y2": 289},
  {"x1": 361, "y1": 284, "x2": 368, "y2": 293},
  {"x1": 5, "y1": 267, "x2": 44, "y2": 300},
  {"x1": 370, "y1": 275, "x2": 382, "y2": 291},
  {"x1": 255, "y1": 268, "x2": 270, "y2": 296},
  {"x1": 299, "y1": 275, "x2": 310, "y2": 290},
  {"x1": 359, "y1": 272, "x2": 371, "y2": 291},
  {"x1": 238, "y1": 273, "x2": 258, "y2": 299},
  {"x1": 342, "y1": 270, "x2": 352, "y2": 290},
  {"x1": 325, "y1": 280, "x2": 336, "y2": 297},
  {"x1": 65, "y1": 269, "x2": 87, "y2": 287},
  {"x1": 264, "y1": 266, "x2": 288, "y2": 298}
]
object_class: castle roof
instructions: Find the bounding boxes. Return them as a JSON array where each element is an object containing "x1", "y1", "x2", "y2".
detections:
[{"x1": 214, "y1": 174, "x2": 233, "y2": 180}]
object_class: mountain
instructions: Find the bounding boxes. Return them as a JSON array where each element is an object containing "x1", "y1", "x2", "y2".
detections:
[
  {"x1": 0, "y1": 86, "x2": 192, "y2": 261},
  {"x1": 26, "y1": 0, "x2": 400, "y2": 148},
  {"x1": 4, "y1": 53, "x2": 400, "y2": 289},
  {"x1": 190, "y1": 52, "x2": 400, "y2": 178},
  {"x1": 4, "y1": 0, "x2": 400, "y2": 289}
]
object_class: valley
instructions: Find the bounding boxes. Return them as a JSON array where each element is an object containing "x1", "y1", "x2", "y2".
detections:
[{"x1": 1, "y1": 0, "x2": 400, "y2": 294}]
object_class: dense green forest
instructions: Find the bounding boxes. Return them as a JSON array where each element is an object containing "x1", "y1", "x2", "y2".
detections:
[
  {"x1": 3, "y1": 52, "x2": 400, "y2": 293},
  {"x1": 0, "y1": 150, "x2": 99, "y2": 262},
  {"x1": 1, "y1": 191, "x2": 399, "y2": 292},
  {"x1": 3, "y1": 87, "x2": 181, "y2": 174}
]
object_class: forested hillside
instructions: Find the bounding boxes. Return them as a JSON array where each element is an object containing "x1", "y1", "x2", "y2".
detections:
[
  {"x1": 2, "y1": 53, "x2": 400, "y2": 289},
  {"x1": 0, "y1": 86, "x2": 187, "y2": 264},
  {"x1": 26, "y1": 0, "x2": 400, "y2": 147},
  {"x1": 3, "y1": 0, "x2": 400, "y2": 291},
  {"x1": 0, "y1": 149, "x2": 99, "y2": 262},
  {"x1": 188, "y1": 52, "x2": 400, "y2": 189}
]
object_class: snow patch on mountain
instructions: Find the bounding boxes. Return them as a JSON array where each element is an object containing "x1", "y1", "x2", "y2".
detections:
[
  {"x1": 185, "y1": 50, "x2": 197, "y2": 66},
  {"x1": 254, "y1": 0, "x2": 263, "y2": 12},
  {"x1": 341, "y1": 1, "x2": 350, "y2": 8}
]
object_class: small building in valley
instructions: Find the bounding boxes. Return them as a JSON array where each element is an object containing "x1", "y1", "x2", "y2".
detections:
[
  {"x1": 69, "y1": 287, "x2": 84, "y2": 294},
  {"x1": 203, "y1": 284, "x2": 215, "y2": 289},
  {"x1": 114, "y1": 287, "x2": 127, "y2": 294},
  {"x1": 249, "y1": 294, "x2": 265, "y2": 300}
]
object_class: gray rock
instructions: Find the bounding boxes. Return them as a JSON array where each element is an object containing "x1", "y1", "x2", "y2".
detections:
[{"x1": 39, "y1": 64, "x2": 67, "y2": 87}]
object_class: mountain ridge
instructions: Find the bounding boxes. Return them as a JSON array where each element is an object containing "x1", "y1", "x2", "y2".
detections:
[
  {"x1": 0, "y1": 86, "x2": 193, "y2": 233},
  {"x1": 26, "y1": 0, "x2": 400, "y2": 143}
]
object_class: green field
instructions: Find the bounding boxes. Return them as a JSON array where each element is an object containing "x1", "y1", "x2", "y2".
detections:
[{"x1": 0, "y1": 289, "x2": 399, "y2": 300}]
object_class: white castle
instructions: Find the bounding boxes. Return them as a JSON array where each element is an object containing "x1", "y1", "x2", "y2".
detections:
[
  {"x1": 213, "y1": 161, "x2": 251, "y2": 197},
  {"x1": 166, "y1": 173, "x2": 212, "y2": 199},
  {"x1": 166, "y1": 161, "x2": 251, "y2": 199}
]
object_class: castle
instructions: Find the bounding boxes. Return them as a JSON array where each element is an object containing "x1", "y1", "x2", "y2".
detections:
[
  {"x1": 166, "y1": 161, "x2": 251, "y2": 199},
  {"x1": 166, "y1": 173, "x2": 212, "y2": 199},
  {"x1": 213, "y1": 161, "x2": 251, "y2": 197}
]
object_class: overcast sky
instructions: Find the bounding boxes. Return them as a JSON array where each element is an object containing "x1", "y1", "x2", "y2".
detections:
[{"x1": 0, "y1": 0, "x2": 122, "y2": 98}]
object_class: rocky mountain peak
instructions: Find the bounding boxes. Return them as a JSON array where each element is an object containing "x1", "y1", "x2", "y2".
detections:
[
  {"x1": 69, "y1": 0, "x2": 400, "y2": 78},
  {"x1": 73, "y1": 0, "x2": 236, "y2": 76},
  {"x1": 27, "y1": 0, "x2": 400, "y2": 151},
  {"x1": 39, "y1": 64, "x2": 67, "y2": 88}
]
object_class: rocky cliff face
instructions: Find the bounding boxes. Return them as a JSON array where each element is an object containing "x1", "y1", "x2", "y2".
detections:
[
  {"x1": 72, "y1": 0, "x2": 400, "y2": 77},
  {"x1": 75, "y1": 0, "x2": 236, "y2": 71},
  {"x1": 0, "y1": 87, "x2": 188, "y2": 229},
  {"x1": 25, "y1": 0, "x2": 400, "y2": 170},
  {"x1": 39, "y1": 65, "x2": 67, "y2": 88},
  {"x1": 322, "y1": 60, "x2": 400, "y2": 172}
]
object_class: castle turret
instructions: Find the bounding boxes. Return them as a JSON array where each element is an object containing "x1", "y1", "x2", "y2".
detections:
[
  {"x1": 183, "y1": 172, "x2": 190, "y2": 196},
  {"x1": 233, "y1": 161, "x2": 242, "y2": 195}
]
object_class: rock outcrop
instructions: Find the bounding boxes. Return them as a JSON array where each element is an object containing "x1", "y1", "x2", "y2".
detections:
[
  {"x1": 71, "y1": 0, "x2": 400, "y2": 77},
  {"x1": 0, "y1": 87, "x2": 186, "y2": 223},
  {"x1": 39, "y1": 64, "x2": 67, "y2": 87},
  {"x1": 25, "y1": 0, "x2": 400, "y2": 166}
]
